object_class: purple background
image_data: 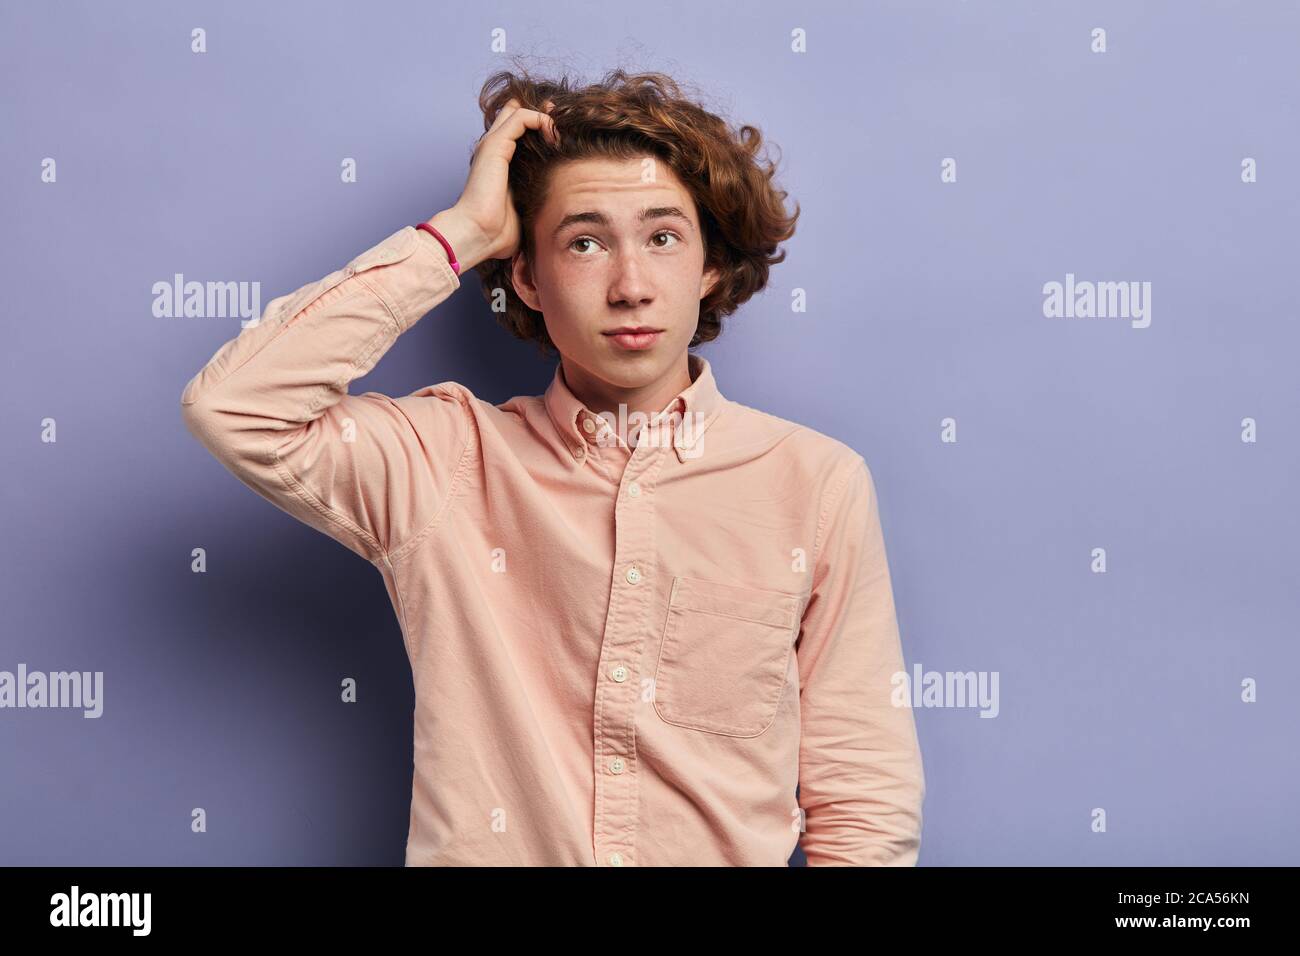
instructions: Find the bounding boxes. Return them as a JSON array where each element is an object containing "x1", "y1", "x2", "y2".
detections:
[{"x1": 2, "y1": 0, "x2": 1297, "y2": 865}]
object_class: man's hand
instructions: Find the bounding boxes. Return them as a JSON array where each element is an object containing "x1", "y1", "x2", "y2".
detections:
[{"x1": 425, "y1": 97, "x2": 559, "y2": 272}]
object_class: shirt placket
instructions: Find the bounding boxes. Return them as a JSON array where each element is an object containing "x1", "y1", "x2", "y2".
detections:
[{"x1": 588, "y1": 408, "x2": 673, "y2": 867}]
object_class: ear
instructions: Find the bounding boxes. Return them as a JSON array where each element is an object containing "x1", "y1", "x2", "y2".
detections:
[
  {"x1": 510, "y1": 251, "x2": 541, "y2": 312},
  {"x1": 700, "y1": 264, "x2": 721, "y2": 300}
]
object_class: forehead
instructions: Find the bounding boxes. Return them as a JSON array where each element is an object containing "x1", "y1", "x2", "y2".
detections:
[{"x1": 540, "y1": 155, "x2": 695, "y2": 220}]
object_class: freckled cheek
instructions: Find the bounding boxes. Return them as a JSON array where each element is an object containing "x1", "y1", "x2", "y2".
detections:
[
  {"x1": 534, "y1": 260, "x2": 580, "y2": 303},
  {"x1": 545, "y1": 272, "x2": 603, "y2": 312},
  {"x1": 542, "y1": 256, "x2": 592, "y2": 286},
  {"x1": 534, "y1": 268, "x2": 606, "y2": 331}
]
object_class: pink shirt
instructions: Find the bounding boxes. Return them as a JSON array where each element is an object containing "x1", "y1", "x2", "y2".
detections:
[{"x1": 180, "y1": 224, "x2": 925, "y2": 866}]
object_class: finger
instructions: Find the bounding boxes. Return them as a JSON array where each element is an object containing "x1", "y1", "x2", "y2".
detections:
[
  {"x1": 486, "y1": 98, "x2": 523, "y2": 134},
  {"x1": 474, "y1": 99, "x2": 525, "y2": 159},
  {"x1": 496, "y1": 106, "x2": 558, "y2": 147},
  {"x1": 541, "y1": 100, "x2": 559, "y2": 145}
]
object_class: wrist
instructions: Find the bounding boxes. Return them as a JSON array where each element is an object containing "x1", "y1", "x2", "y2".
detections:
[{"x1": 423, "y1": 208, "x2": 493, "y2": 273}]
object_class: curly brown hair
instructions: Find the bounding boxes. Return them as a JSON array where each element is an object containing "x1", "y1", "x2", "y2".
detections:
[{"x1": 471, "y1": 65, "x2": 800, "y2": 356}]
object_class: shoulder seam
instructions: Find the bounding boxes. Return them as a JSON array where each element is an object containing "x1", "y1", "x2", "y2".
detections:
[
  {"x1": 271, "y1": 448, "x2": 385, "y2": 560},
  {"x1": 382, "y1": 388, "x2": 476, "y2": 563},
  {"x1": 811, "y1": 453, "x2": 867, "y2": 571}
]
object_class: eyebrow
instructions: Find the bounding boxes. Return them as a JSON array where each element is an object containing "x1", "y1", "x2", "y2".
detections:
[{"x1": 552, "y1": 206, "x2": 694, "y2": 239}]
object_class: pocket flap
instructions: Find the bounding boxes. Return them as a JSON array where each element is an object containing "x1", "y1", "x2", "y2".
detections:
[{"x1": 670, "y1": 576, "x2": 798, "y2": 631}]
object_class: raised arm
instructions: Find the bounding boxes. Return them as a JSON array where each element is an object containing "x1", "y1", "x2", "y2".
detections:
[
  {"x1": 180, "y1": 99, "x2": 560, "y2": 563},
  {"x1": 180, "y1": 223, "x2": 472, "y2": 563}
]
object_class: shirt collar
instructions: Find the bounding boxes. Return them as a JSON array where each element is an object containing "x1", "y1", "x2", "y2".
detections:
[{"x1": 543, "y1": 352, "x2": 727, "y2": 466}]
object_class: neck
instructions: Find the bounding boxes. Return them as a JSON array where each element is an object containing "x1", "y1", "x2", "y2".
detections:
[{"x1": 560, "y1": 352, "x2": 694, "y2": 422}]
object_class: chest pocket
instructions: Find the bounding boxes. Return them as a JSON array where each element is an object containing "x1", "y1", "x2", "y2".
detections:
[{"x1": 652, "y1": 575, "x2": 801, "y2": 737}]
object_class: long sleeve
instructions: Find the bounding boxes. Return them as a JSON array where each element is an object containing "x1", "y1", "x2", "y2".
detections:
[
  {"x1": 795, "y1": 454, "x2": 925, "y2": 865},
  {"x1": 179, "y1": 225, "x2": 472, "y2": 564}
]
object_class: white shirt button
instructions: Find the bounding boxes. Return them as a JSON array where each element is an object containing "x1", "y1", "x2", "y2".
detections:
[
  {"x1": 608, "y1": 852, "x2": 623, "y2": 866},
  {"x1": 582, "y1": 417, "x2": 596, "y2": 433},
  {"x1": 625, "y1": 565, "x2": 641, "y2": 585},
  {"x1": 609, "y1": 757, "x2": 625, "y2": 774},
  {"x1": 628, "y1": 482, "x2": 641, "y2": 497},
  {"x1": 610, "y1": 665, "x2": 628, "y2": 682},
  {"x1": 572, "y1": 444, "x2": 585, "y2": 459}
]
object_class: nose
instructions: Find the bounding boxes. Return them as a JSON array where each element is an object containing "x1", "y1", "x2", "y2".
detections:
[{"x1": 607, "y1": 247, "x2": 654, "y2": 309}]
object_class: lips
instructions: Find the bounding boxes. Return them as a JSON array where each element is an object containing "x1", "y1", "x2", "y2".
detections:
[{"x1": 603, "y1": 327, "x2": 663, "y2": 351}]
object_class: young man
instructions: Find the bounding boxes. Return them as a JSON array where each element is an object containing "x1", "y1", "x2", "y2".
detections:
[{"x1": 181, "y1": 69, "x2": 924, "y2": 866}]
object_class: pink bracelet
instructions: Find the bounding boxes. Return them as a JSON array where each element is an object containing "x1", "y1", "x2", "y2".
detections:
[{"x1": 415, "y1": 221, "x2": 461, "y2": 275}]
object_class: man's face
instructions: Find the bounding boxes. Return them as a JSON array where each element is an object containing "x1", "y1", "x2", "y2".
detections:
[{"x1": 510, "y1": 155, "x2": 719, "y2": 392}]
